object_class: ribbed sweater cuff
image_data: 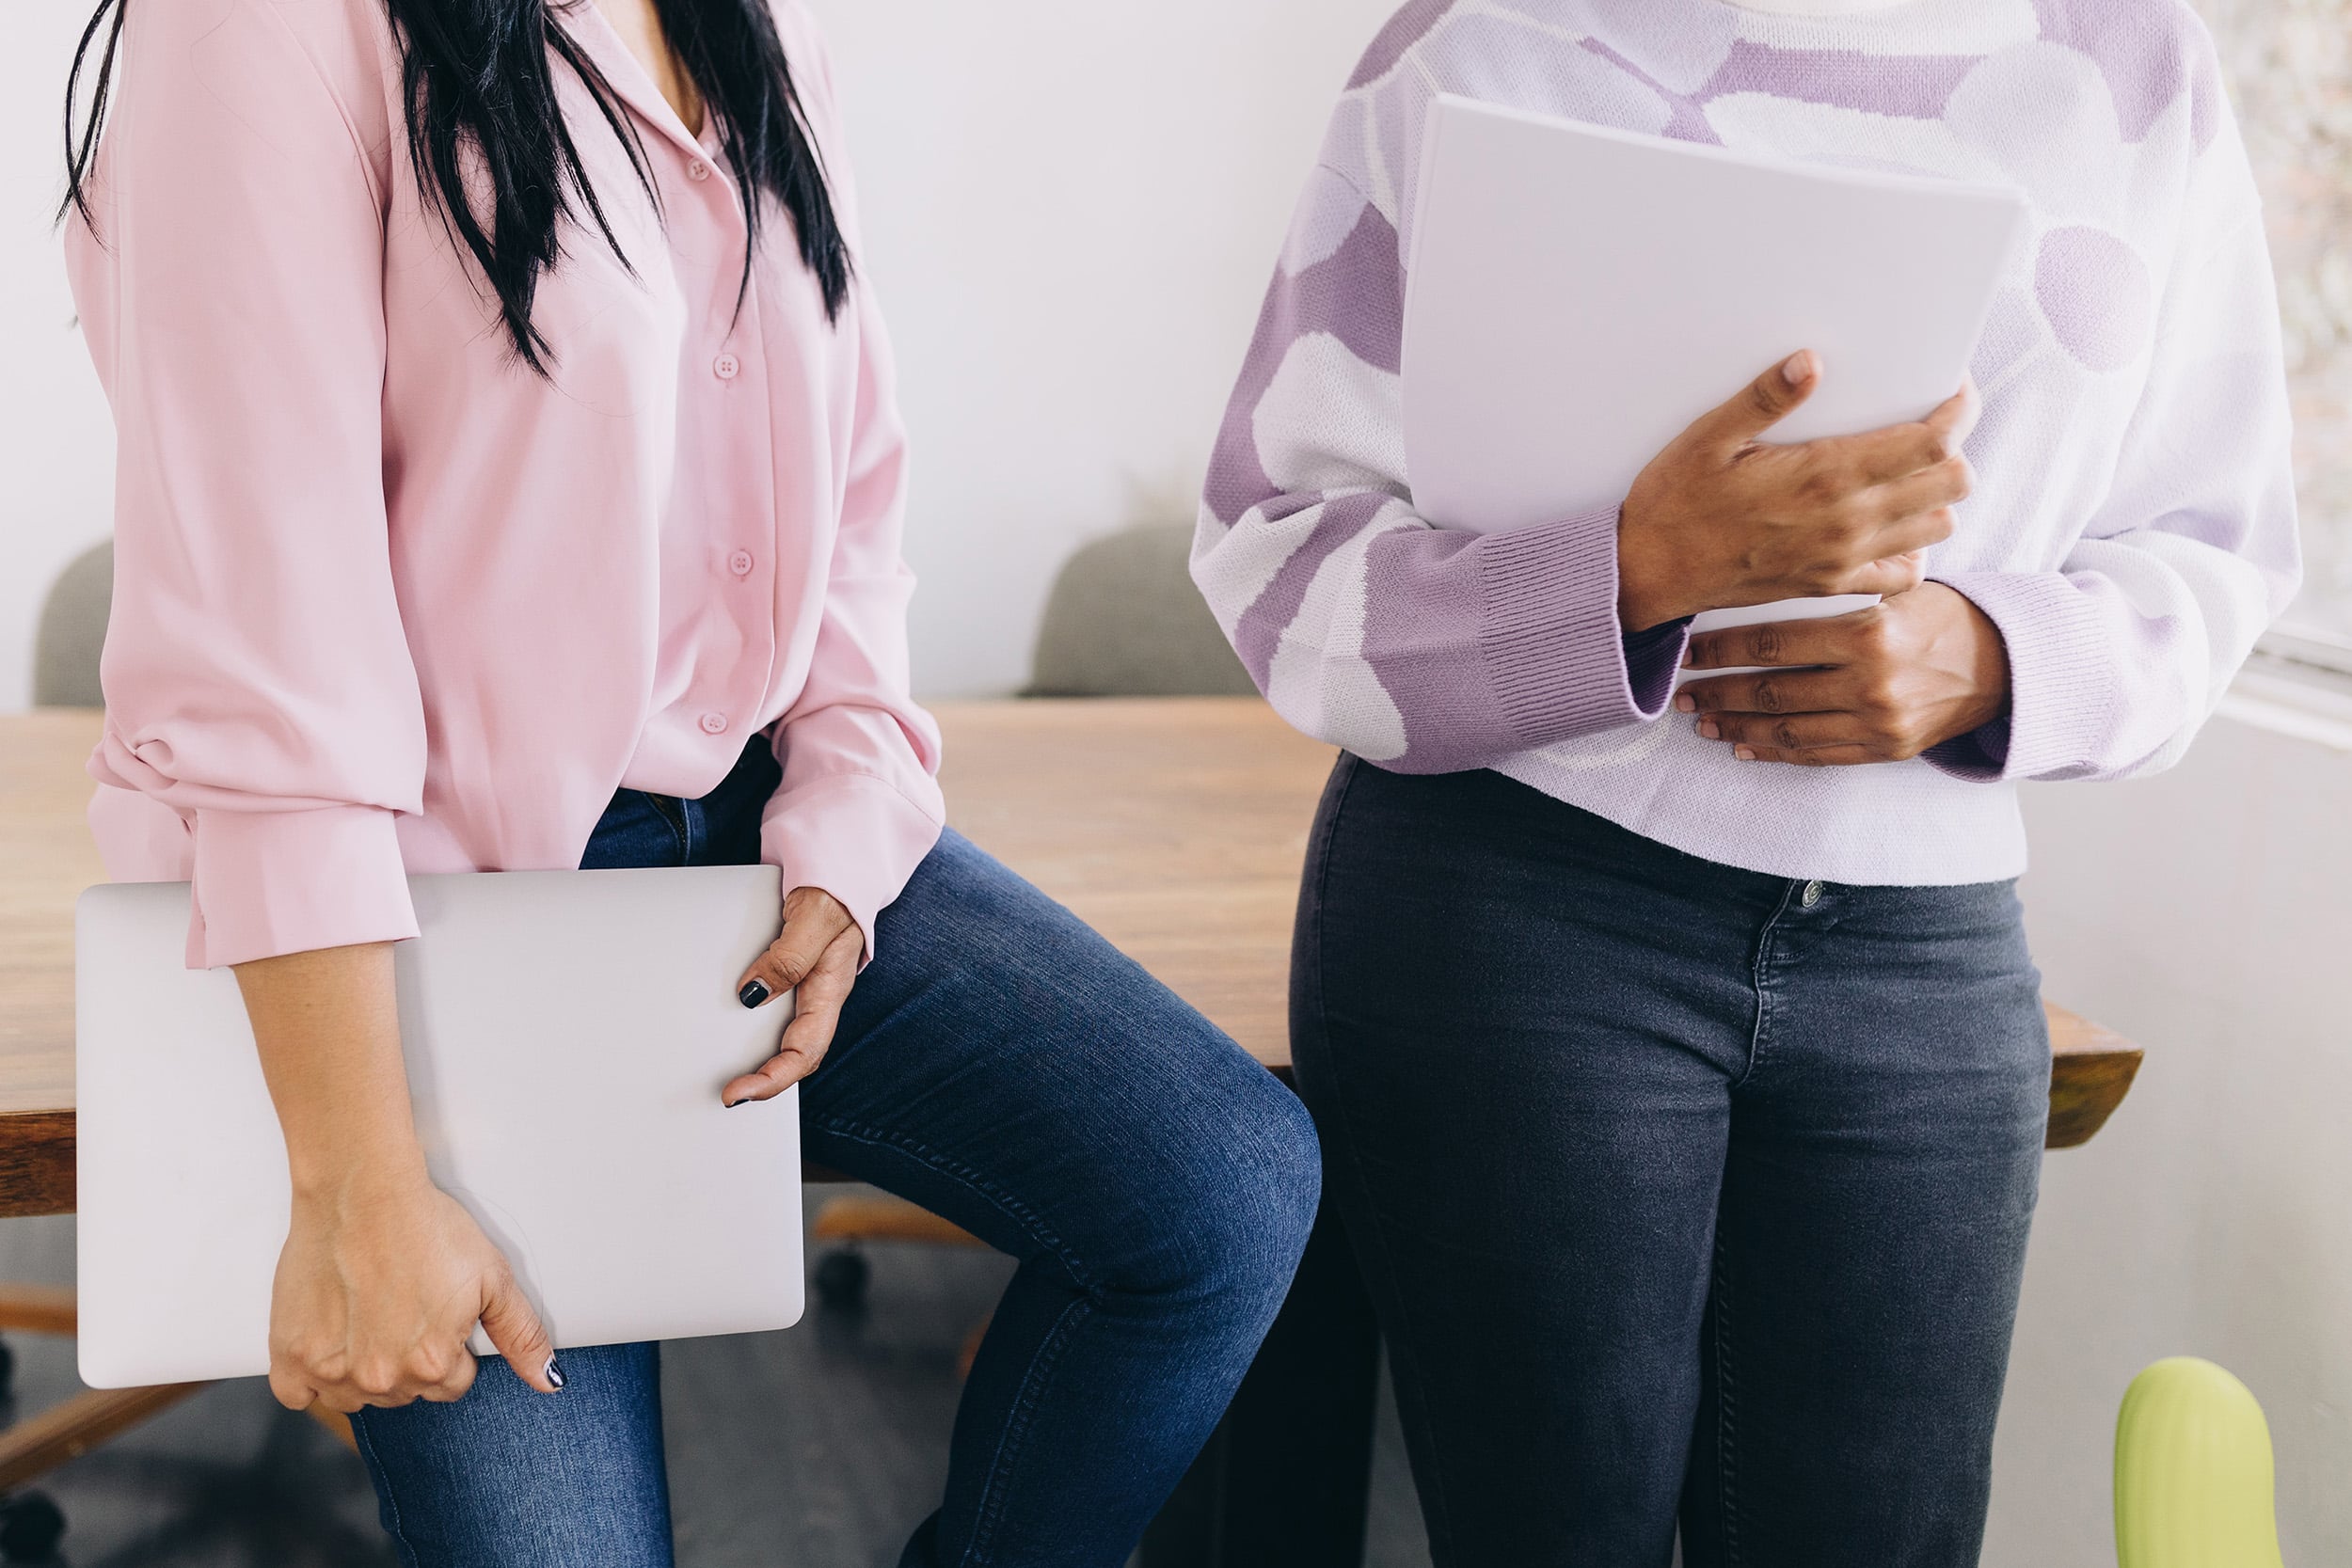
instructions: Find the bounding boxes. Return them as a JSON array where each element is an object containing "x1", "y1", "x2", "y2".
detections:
[
  {"x1": 1478, "y1": 508, "x2": 1688, "y2": 749},
  {"x1": 1931, "y1": 571, "x2": 2120, "y2": 783}
]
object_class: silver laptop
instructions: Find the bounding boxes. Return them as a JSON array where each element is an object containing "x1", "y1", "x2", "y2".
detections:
[{"x1": 75, "y1": 866, "x2": 804, "y2": 1389}]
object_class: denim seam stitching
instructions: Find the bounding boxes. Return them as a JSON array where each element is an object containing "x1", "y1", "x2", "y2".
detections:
[
  {"x1": 349, "y1": 1412, "x2": 422, "y2": 1568},
  {"x1": 1712, "y1": 1224, "x2": 1746, "y2": 1568},
  {"x1": 1738, "y1": 883, "x2": 1799, "y2": 1089},
  {"x1": 1300, "y1": 757, "x2": 1466, "y2": 1566},
  {"x1": 639, "y1": 790, "x2": 691, "y2": 863},
  {"x1": 803, "y1": 1112, "x2": 1101, "y2": 1567},
  {"x1": 803, "y1": 1114, "x2": 1099, "y2": 1297},
  {"x1": 963, "y1": 1292, "x2": 1094, "y2": 1568}
]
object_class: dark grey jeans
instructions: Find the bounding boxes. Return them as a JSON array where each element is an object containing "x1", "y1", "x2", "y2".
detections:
[{"x1": 1292, "y1": 755, "x2": 2048, "y2": 1568}]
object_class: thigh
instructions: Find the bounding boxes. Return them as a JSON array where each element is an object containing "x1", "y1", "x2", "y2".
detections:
[
  {"x1": 350, "y1": 1342, "x2": 672, "y2": 1568},
  {"x1": 1291, "y1": 758, "x2": 1766, "y2": 1568},
  {"x1": 798, "y1": 828, "x2": 1319, "y2": 1306},
  {"x1": 1687, "y1": 880, "x2": 2048, "y2": 1568}
]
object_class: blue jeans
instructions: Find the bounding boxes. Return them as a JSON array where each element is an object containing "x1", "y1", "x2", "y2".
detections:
[
  {"x1": 1292, "y1": 756, "x2": 2048, "y2": 1568},
  {"x1": 350, "y1": 738, "x2": 1321, "y2": 1567}
]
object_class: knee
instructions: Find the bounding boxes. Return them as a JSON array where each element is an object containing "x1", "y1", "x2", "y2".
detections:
[{"x1": 1126, "y1": 1077, "x2": 1321, "y2": 1315}]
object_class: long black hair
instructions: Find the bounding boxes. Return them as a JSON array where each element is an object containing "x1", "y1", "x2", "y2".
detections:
[{"x1": 62, "y1": 0, "x2": 851, "y2": 373}]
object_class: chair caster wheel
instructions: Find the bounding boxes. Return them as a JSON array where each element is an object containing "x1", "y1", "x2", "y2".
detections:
[
  {"x1": 814, "y1": 1248, "x2": 869, "y2": 1309},
  {"x1": 0, "y1": 1491, "x2": 65, "y2": 1562}
]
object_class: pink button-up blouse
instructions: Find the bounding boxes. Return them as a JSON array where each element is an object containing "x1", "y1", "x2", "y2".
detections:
[{"x1": 66, "y1": 0, "x2": 945, "y2": 969}]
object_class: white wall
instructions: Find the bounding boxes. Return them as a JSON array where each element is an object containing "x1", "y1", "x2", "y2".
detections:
[
  {"x1": 0, "y1": 0, "x2": 1393, "y2": 710},
  {"x1": 0, "y1": 2, "x2": 118, "y2": 712},
  {"x1": 1991, "y1": 705, "x2": 2352, "y2": 1563},
  {"x1": 803, "y1": 0, "x2": 1392, "y2": 695}
]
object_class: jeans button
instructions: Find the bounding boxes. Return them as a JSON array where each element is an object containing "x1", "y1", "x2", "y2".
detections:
[{"x1": 1801, "y1": 879, "x2": 1825, "y2": 908}]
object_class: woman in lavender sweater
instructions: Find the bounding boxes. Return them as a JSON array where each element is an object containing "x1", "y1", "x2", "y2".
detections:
[{"x1": 1194, "y1": 0, "x2": 2298, "y2": 1562}]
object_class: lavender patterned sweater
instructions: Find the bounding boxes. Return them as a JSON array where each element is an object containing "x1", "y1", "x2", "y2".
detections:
[{"x1": 1193, "y1": 0, "x2": 2301, "y2": 886}]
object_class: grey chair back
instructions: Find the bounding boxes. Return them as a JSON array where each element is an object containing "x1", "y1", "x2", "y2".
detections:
[
  {"x1": 39, "y1": 527, "x2": 1253, "y2": 709},
  {"x1": 1025, "y1": 522, "x2": 1255, "y2": 698},
  {"x1": 35, "y1": 541, "x2": 113, "y2": 708}
]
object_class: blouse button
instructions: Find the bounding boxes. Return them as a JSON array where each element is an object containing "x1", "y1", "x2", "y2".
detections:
[
  {"x1": 728, "y1": 550, "x2": 755, "y2": 578},
  {"x1": 699, "y1": 712, "x2": 729, "y2": 736},
  {"x1": 713, "y1": 352, "x2": 740, "y2": 381},
  {"x1": 687, "y1": 159, "x2": 712, "y2": 182}
]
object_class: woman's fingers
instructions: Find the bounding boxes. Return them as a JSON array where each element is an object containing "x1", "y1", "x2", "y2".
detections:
[
  {"x1": 735, "y1": 889, "x2": 855, "y2": 1010},
  {"x1": 1869, "y1": 456, "x2": 1972, "y2": 525},
  {"x1": 1677, "y1": 667, "x2": 1846, "y2": 719},
  {"x1": 724, "y1": 926, "x2": 861, "y2": 1106},
  {"x1": 1685, "y1": 610, "x2": 1868, "y2": 673},
  {"x1": 1841, "y1": 550, "x2": 1931, "y2": 599},
  {"x1": 267, "y1": 1365, "x2": 318, "y2": 1413},
  {"x1": 1821, "y1": 383, "x2": 1976, "y2": 488},
  {"x1": 1693, "y1": 349, "x2": 1820, "y2": 450},
  {"x1": 1695, "y1": 709, "x2": 1865, "y2": 755},
  {"x1": 422, "y1": 1355, "x2": 479, "y2": 1404},
  {"x1": 1727, "y1": 741, "x2": 1884, "y2": 768},
  {"x1": 478, "y1": 1267, "x2": 562, "y2": 1394}
]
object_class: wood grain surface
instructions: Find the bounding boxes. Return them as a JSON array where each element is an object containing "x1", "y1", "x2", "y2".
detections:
[{"x1": 0, "y1": 699, "x2": 2143, "y2": 1217}]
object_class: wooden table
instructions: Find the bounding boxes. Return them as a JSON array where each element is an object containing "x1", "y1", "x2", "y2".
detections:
[
  {"x1": 0, "y1": 698, "x2": 2142, "y2": 1550},
  {"x1": 0, "y1": 697, "x2": 2142, "y2": 1212}
]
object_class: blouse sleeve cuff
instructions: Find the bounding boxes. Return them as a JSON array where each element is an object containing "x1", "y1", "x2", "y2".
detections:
[
  {"x1": 188, "y1": 804, "x2": 419, "y2": 970},
  {"x1": 760, "y1": 772, "x2": 946, "y2": 967},
  {"x1": 1478, "y1": 507, "x2": 1690, "y2": 747},
  {"x1": 1929, "y1": 572, "x2": 2121, "y2": 784}
]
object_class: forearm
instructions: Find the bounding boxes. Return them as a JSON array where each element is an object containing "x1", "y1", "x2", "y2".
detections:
[{"x1": 232, "y1": 942, "x2": 429, "y2": 1198}]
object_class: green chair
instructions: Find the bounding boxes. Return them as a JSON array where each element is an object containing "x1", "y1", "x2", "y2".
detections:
[
  {"x1": 33, "y1": 541, "x2": 113, "y2": 708},
  {"x1": 2116, "y1": 1357, "x2": 2286, "y2": 1568},
  {"x1": 1024, "y1": 521, "x2": 1253, "y2": 698}
]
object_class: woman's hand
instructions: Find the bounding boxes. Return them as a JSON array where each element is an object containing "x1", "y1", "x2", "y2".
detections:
[
  {"x1": 232, "y1": 942, "x2": 560, "y2": 1415},
  {"x1": 726, "y1": 886, "x2": 865, "y2": 1106},
  {"x1": 1617, "y1": 352, "x2": 1977, "y2": 631},
  {"x1": 1675, "y1": 584, "x2": 2011, "y2": 767},
  {"x1": 272, "y1": 1170, "x2": 560, "y2": 1413}
]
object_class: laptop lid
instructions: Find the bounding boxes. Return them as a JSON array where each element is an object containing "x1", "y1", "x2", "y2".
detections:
[{"x1": 75, "y1": 865, "x2": 803, "y2": 1389}]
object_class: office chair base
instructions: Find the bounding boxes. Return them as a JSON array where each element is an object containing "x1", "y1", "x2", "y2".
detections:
[
  {"x1": 814, "y1": 1249, "x2": 871, "y2": 1310},
  {"x1": 0, "y1": 1491, "x2": 63, "y2": 1562}
]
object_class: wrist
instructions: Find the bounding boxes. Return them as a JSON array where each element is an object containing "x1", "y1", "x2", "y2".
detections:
[
  {"x1": 287, "y1": 1138, "x2": 433, "y2": 1209},
  {"x1": 1924, "y1": 580, "x2": 2013, "y2": 741},
  {"x1": 1614, "y1": 530, "x2": 1688, "y2": 633}
]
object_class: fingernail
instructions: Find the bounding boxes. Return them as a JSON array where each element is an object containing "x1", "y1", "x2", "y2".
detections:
[
  {"x1": 1783, "y1": 350, "x2": 1813, "y2": 387},
  {"x1": 1734, "y1": 747, "x2": 1756, "y2": 762},
  {"x1": 725, "y1": 1097, "x2": 748, "y2": 1109},
  {"x1": 739, "y1": 979, "x2": 771, "y2": 1009},
  {"x1": 1697, "y1": 720, "x2": 1720, "y2": 740},
  {"x1": 1675, "y1": 693, "x2": 1695, "y2": 713},
  {"x1": 545, "y1": 1357, "x2": 565, "y2": 1390}
]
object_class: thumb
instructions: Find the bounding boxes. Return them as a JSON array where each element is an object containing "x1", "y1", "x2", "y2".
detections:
[
  {"x1": 479, "y1": 1267, "x2": 563, "y2": 1394},
  {"x1": 1694, "y1": 350, "x2": 1820, "y2": 448}
]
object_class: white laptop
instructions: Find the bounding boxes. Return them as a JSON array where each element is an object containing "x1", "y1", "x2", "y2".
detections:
[
  {"x1": 76, "y1": 865, "x2": 805, "y2": 1389},
  {"x1": 1401, "y1": 96, "x2": 2030, "y2": 654}
]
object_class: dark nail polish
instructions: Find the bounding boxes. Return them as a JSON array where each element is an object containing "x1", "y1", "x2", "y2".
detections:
[
  {"x1": 545, "y1": 1356, "x2": 565, "y2": 1390},
  {"x1": 739, "y1": 979, "x2": 771, "y2": 1009},
  {"x1": 724, "y1": 1098, "x2": 746, "y2": 1109}
]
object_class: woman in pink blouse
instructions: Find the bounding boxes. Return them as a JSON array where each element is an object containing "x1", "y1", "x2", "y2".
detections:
[{"x1": 60, "y1": 0, "x2": 1318, "y2": 1561}]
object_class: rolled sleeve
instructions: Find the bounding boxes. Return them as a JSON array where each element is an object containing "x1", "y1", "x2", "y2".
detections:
[
  {"x1": 759, "y1": 773, "x2": 944, "y2": 964},
  {"x1": 187, "y1": 805, "x2": 419, "y2": 970}
]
